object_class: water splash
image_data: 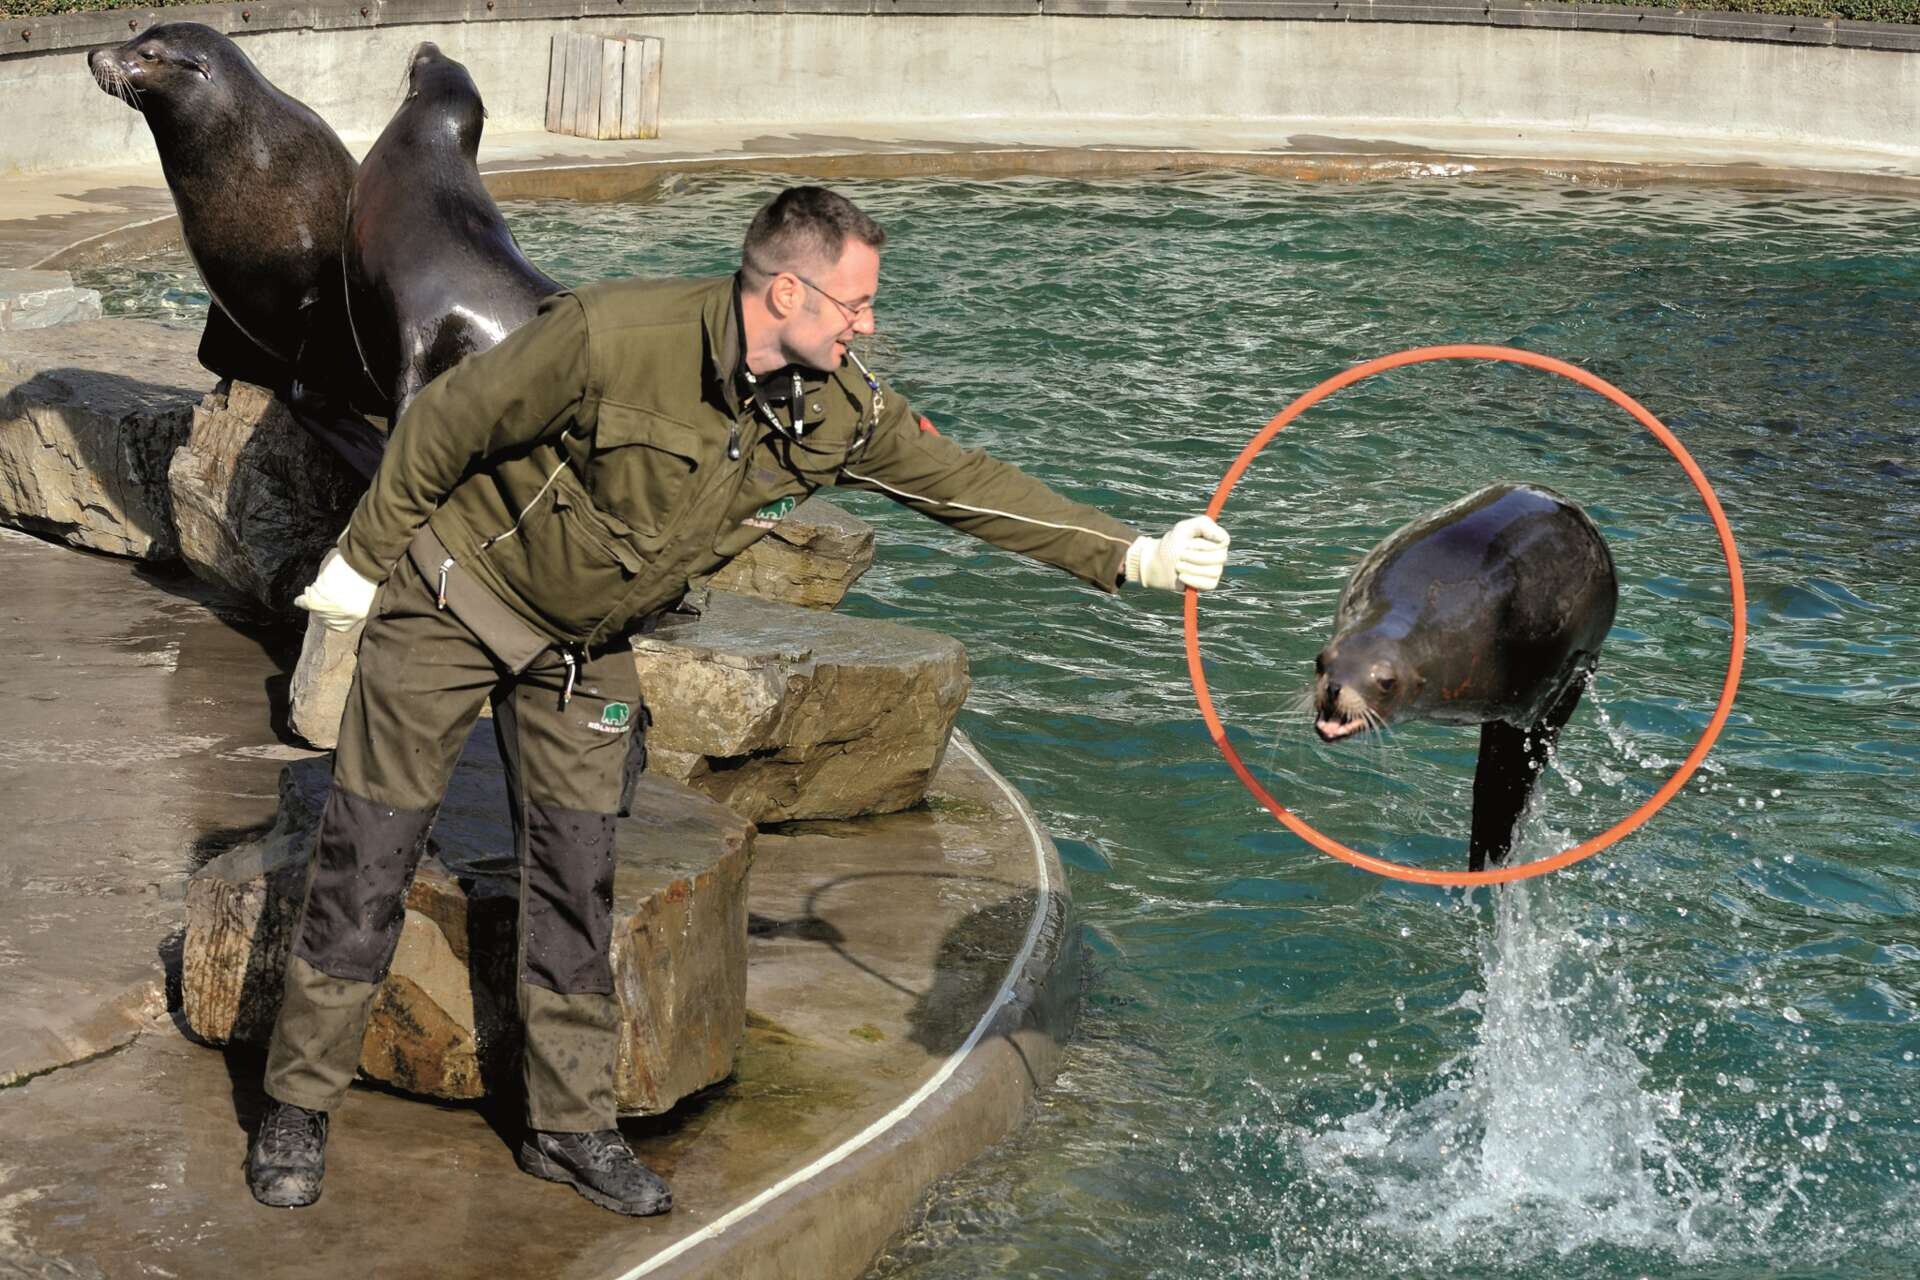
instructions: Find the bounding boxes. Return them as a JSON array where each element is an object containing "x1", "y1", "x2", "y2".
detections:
[{"x1": 1292, "y1": 876, "x2": 1703, "y2": 1264}]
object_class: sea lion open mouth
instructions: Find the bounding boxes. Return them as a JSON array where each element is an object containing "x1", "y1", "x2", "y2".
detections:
[{"x1": 1314, "y1": 715, "x2": 1368, "y2": 743}]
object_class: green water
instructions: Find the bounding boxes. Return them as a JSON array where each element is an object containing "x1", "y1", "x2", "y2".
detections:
[{"x1": 82, "y1": 171, "x2": 1920, "y2": 1277}]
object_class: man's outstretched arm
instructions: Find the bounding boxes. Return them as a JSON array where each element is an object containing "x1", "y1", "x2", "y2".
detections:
[{"x1": 836, "y1": 397, "x2": 1229, "y2": 593}]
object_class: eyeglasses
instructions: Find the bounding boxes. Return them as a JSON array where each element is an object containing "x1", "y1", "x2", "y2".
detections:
[{"x1": 792, "y1": 274, "x2": 875, "y2": 328}]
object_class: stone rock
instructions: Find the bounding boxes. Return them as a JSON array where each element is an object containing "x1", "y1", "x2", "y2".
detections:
[
  {"x1": 0, "y1": 270, "x2": 103, "y2": 332},
  {"x1": 0, "y1": 318, "x2": 206, "y2": 559},
  {"x1": 167, "y1": 379, "x2": 364, "y2": 613},
  {"x1": 708, "y1": 495, "x2": 875, "y2": 609},
  {"x1": 287, "y1": 612, "x2": 360, "y2": 750},
  {"x1": 634, "y1": 590, "x2": 970, "y2": 823},
  {"x1": 183, "y1": 723, "x2": 754, "y2": 1115}
]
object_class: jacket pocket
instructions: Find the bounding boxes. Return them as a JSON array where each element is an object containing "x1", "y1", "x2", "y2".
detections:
[
  {"x1": 590, "y1": 405, "x2": 708, "y2": 540},
  {"x1": 507, "y1": 478, "x2": 648, "y2": 638}
]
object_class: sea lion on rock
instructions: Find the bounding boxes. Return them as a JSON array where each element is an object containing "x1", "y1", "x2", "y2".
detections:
[
  {"x1": 345, "y1": 43, "x2": 563, "y2": 418},
  {"x1": 1313, "y1": 483, "x2": 1618, "y2": 871},
  {"x1": 88, "y1": 23, "x2": 384, "y2": 477}
]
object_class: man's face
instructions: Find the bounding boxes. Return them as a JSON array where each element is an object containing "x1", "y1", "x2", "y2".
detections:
[{"x1": 779, "y1": 238, "x2": 880, "y2": 372}]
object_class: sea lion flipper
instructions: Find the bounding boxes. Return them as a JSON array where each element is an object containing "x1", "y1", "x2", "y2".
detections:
[
  {"x1": 286, "y1": 384, "x2": 387, "y2": 481},
  {"x1": 198, "y1": 304, "x2": 291, "y2": 392},
  {"x1": 1467, "y1": 679, "x2": 1585, "y2": 872}
]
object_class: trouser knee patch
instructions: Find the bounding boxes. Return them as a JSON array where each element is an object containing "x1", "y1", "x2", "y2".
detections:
[
  {"x1": 522, "y1": 804, "x2": 617, "y2": 995},
  {"x1": 294, "y1": 787, "x2": 435, "y2": 984}
]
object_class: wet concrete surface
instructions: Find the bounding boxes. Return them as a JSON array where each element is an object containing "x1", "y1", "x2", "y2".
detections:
[
  {"x1": 0, "y1": 526, "x2": 1072, "y2": 1277},
  {"x1": 0, "y1": 745, "x2": 1064, "y2": 1279},
  {"x1": 0, "y1": 527, "x2": 308, "y2": 1087}
]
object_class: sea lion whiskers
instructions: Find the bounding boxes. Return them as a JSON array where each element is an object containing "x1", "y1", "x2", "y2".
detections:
[{"x1": 93, "y1": 57, "x2": 141, "y2": 108}]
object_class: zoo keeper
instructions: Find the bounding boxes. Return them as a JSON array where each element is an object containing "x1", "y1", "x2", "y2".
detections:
[{"x1": 246, "y1": 186, "x2": 1232, "y2": 1215}]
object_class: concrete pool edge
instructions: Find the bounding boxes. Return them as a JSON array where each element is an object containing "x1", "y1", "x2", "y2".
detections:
[{"x1": 625, "y1": 730, "x2": 1079, "y2": 1280}]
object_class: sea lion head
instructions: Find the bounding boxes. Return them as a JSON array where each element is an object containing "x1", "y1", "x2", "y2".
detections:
[
  {"x1": 88, "y1": 24, "x2": 232, "y2": 119},
  {"x1": 1312, "y1": 630, "x2": 1421, "y2": 742},
  {"x1": 402, "y1": 42, "x2": 486, "y2": 157}
]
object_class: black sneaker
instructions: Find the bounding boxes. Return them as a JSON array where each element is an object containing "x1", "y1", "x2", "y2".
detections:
[
  {"x1": 517, "y1": 1128, "x2": 672, "y2": 1216},
  {"x1": 246, "y1": 1100, "x2": 329, "y2": 1208}
]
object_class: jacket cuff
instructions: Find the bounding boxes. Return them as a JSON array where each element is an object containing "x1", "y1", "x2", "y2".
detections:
[{"x1": 337, "y1": 525, "x2": 394, "y2": 584}]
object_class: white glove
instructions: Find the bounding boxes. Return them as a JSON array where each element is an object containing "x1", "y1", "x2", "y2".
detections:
[
  {"x1": 295, "y1": 548, "x2": 380, "y2": 632},
  {"x1": 1125, "y1": 516, "x2": 1231, "y2": 592}
]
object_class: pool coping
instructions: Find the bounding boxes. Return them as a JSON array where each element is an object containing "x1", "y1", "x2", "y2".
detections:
[{"x1": 625, "y1": 730, "x2": 1079, "y2": 1280}]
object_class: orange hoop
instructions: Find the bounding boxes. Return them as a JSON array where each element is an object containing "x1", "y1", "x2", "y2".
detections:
[{"x1": 1183, "y1": 344, "x2": 1746, "y2": 886}]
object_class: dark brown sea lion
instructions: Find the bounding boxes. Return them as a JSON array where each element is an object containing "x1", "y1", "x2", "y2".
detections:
[
  {"x1": 345, "y1": 42, "x2": 563, "y2": 418},
  {"x1": 1313, "y1": 482, "x2": 1618, "y2": 871},
  {"x1": 87, "y1": 23, "x2": 384, "y2": 476}
]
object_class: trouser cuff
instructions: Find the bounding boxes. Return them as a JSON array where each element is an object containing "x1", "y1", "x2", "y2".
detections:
[
  {"x1": 264, "y1": 955, "x2": 381, "y2": 1113},
  {"x1": 521, "y1": 983, "x2": 621, "y2": 1132}
]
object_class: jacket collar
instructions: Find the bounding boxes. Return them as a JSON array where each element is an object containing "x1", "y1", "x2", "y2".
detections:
[
  {"x1": 708, "y1": 273, "x2": 842, "y2": 417},
  {"x1": 703, "y1": 274, "x2": 745, "y2": 418}
]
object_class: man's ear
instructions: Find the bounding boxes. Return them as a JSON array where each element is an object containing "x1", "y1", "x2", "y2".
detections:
[{"x1": 766, "y1": 272, "x2": 804, "y2": 320}]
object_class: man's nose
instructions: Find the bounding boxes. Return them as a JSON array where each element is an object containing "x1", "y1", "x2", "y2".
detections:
[{"x1": 853, "y1": 309, "x2": 876, "y2": 336}]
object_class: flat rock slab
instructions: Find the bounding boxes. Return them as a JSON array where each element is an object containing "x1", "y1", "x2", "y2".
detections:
[
  {"x1": 707, "y1": 494, "x2": 875, "y2": 609},
  {"x1": 0, "y1": 528, "x2": 301, "y2": 1089},
  {"x1": 184, "y1": 721, "x2": 755, "y2": 1116},
  {"x1": 0, "y1": 317, "x2": 207, "y2": 559},
  {"x1": 0, "y1": 269, "x2": 102, "y2": 331},
  {"x1": 287, "y1": 588, "x2": 968, "y2": 826},
  {"x1": 636, "y1": 589, "x2": 971, "y2": 823},
  {"x1": 0, "y1": 734, "x2": 1075, "y2": 1280}
]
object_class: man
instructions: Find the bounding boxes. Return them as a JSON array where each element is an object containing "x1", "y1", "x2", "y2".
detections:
[{"x1": 247, "y1": 186, "x2": 1230, "y2": 1215}]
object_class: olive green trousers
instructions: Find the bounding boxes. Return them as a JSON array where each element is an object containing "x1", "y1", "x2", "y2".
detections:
[{"x1": 264, "y1": 547, "x2": 644, "y2": 1132}]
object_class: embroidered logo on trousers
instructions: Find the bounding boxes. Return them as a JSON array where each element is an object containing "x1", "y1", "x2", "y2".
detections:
[
  {"x1": 588, "y1": 701, "x2": 632, "y2": 735},
  {"x1": 743, "y1": 496, "x2": 797, "y2": 530}
]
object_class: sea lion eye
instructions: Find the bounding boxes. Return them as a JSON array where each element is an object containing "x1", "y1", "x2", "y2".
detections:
[
  {"x1": 138, "y1": 47, "x2": 157, "y2": 61},
  {"x1": 1377, "y1": 675, "x2": 1397, "y2": 691}
]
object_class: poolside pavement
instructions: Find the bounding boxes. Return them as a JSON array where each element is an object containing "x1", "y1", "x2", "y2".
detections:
[{"x1": 0, "y1": 527, "x2": 1074, "y2": 1279}]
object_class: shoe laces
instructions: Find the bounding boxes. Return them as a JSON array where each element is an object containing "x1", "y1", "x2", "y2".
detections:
[
  {"x1": 563, "y1": 1129, "x2": 632, "y2": 1171},
  {"x1": 262, "y1": 1103, "x2": 325, "y2": 1145}
]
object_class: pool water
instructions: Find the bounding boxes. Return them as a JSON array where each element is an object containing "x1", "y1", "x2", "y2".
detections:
[{"x1": 81, "y1": 170, "x2": 1920, "y2": 1278}]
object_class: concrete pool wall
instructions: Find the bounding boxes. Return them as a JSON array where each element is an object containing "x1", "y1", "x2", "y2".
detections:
[{"x1": 4, "y1": 0, "x2": 1920, "y2": 180}]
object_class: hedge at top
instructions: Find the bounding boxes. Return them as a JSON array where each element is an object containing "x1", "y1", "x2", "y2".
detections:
[
  {"x1": 4, "y1": 0, "x2": 1918, "y2": 25},
  {"x1": 1589, "y1": 0, "x2": 1920, "y2": 17}
]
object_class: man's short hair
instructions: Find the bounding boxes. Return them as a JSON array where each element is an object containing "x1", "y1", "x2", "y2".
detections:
[{"x1": 741, "y1": 187, "x2": 886, "y2": 282}]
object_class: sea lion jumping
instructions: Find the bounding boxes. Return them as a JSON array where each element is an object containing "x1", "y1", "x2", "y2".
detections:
[
  {"x1": 345, "y1": 42, "x2": 563, "y2": 418},
  {"x1": 88, "y1": 23, "x2": 384, "y2": 477},
  {"x1": 1313, "y1": 483, "x2": 1618, "y2": 871}
]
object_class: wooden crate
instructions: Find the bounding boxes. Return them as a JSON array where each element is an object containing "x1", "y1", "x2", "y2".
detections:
[{"x1": 545, "y1": 34, "x2": 662, "y2": 140}]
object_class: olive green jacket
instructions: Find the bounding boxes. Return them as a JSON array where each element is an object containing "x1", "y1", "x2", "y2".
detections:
[{"x1": 339, "y1": 275, "x2": 1140, "y2": 648}]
